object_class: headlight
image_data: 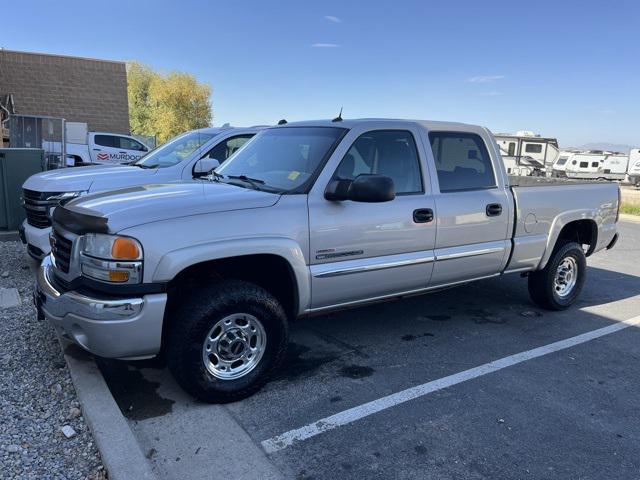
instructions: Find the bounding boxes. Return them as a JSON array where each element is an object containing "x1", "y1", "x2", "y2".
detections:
[
  {"x1": 80, "y1": 234, "x2": 143, "y2": 283},
  {"x1": 48, "y1": 191, "x2": 86, "y2": 205},
  {"x1": 46, "y1": 191, "x2": 87, "y2": 218}
]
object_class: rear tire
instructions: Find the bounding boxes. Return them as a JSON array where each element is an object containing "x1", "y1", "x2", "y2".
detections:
[
  {"x1": 528, "y1": 242, "x2": 586, "y2": 310},
  {"x1": 166, "y1": 279, "x2": 288, "y2": 403}
]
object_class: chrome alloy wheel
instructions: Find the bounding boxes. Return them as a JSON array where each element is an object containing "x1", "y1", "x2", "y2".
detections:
[
  {"x1": 202, "y1": 313, "x2": 267, "y2": 380},
  {"x1": 554, "y1": 256, "x2": 578, "y2": 298}
]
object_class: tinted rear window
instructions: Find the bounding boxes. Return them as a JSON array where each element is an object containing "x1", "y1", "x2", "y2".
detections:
[{"x1": 429, "y1": 132, "x2": 496, "y2": 192}]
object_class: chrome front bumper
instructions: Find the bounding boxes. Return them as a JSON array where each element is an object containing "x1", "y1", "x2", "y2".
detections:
[{"x1": 35, "y1": 256, "x2": 167, "y2": 359}]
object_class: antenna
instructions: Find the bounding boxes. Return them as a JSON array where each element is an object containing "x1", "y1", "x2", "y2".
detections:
[
  {"x1": 277, "y1": 119, "x2": 287, "y2": 125},
  {"x1": 332, "y1": 107, "x2": 343, "y2": 122}
]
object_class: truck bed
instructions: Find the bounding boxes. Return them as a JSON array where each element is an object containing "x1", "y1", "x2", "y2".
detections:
[
  {"x1": 505, "y1": 178, "x2": 619, "y2": 273},
  {"x1": 508, "y1": 175, "x2": 600, "y2": 187}
]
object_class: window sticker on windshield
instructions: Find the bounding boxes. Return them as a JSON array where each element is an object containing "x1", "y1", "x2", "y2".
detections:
[{"x1": 288, "y1": 171, "x2": 301, "y2": 181}]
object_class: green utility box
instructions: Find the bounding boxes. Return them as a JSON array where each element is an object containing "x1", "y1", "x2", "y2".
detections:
[{"x1": 0, "y1": 149, "x2": 45, "y2": 231}]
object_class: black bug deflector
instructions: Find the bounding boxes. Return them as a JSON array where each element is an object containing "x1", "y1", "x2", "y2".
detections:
[{"x1": 52, "y1": 206, "x2": 109, "y2": 235}]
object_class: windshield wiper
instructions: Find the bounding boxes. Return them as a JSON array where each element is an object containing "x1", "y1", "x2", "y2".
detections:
[
  {"x1": 135, "y1": 163, "x2": 158, "y2": 169},
  {"x1": 210, "y1": 171, "x2": 224, "y2": 182},
  {"x1": 227, "y1": 174, "x2": 265, "y2": 190}
]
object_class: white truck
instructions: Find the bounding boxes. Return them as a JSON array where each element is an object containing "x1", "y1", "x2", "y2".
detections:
[
  {"x1": 21, "y1": 126, "x2": 263, "y2": 258},
  {"x1": 63, "y1": 130, "x2": 151, "y2": 166},
  {"x1": 35, "y1": 118, "x2": 620, "y2": 403}
]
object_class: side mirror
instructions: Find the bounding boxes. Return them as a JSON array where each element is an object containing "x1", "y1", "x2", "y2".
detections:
[
  {"x1": 324, "y1": 174, "x2": 395, "y2": 203},
  {"x1": 193, "y1": 158, "x2": 220, "y2": 177}
]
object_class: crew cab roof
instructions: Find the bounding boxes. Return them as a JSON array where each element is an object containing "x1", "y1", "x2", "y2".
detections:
[
  {"x1": 275, "y1": 118, "x2": 487, "y2": 134},
  {"x1": 191, "y1": 125, "x2": 268, "y2": 135}
]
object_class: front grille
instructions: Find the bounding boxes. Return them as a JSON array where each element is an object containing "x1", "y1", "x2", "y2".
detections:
[
  {"x1": 23, "y1": 189, "x2": 61, "y2": 228},
  {"x1": 50, "y1": 270, "x2": 72, "y2": 293},
  {"x1": 51, "y1": 228, "x2": 73, "y2": 273}
]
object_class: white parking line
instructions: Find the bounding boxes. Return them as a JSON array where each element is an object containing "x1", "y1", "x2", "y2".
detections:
[{"x1": 262, "y1": 315, "x2": 640, "y2": 454}]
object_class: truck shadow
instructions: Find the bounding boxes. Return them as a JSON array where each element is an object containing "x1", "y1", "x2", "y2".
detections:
[{"x1": 98, "y1": 265, "x2": 640, "y2": 417}]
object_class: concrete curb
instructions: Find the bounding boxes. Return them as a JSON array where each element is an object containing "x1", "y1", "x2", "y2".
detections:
[
  {"x1": 61, "y1": 341, "x2": 157, "y2": 480},
  {"x1": 0, "y1": 230, "x2": 20, "y2": 242}
]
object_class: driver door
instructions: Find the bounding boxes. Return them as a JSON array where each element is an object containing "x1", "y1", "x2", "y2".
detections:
[{"x1": 307, "y1": 127, "x2": 436, "y2": 310}]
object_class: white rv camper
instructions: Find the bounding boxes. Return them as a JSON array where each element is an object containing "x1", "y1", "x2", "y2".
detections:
[
  {"x1": 502, "y1": 155, "x2": 545, "y2": 176},
  {"x1": 551, "y1": 149, "x2": 582, "y2": 177},
  {"x1": 627, "y1": 148, "x2": 640, "y2": 186},
  {"x1": 565, "y1": 151, "x2": 629, "y2": 181},
  {"x1": 494, "y1": 131, "x2": 560, "y2": 174}
]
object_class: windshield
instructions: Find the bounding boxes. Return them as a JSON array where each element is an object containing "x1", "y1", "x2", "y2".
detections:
[
  {"x1": 216, "y1": 127, "x2": 346, "y2": 192},
  {"x1": 134, "y1": 131, "x2": 217, "y2": 168}
]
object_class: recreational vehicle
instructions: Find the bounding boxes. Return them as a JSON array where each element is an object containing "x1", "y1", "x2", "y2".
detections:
[
  {"x1": 628, "y1": 148, "x2": 640, "y2": 186},
  {"x1": 502, "y1": 155, "x2": 545, "y2": 176},
  {"x1": 551, "y1": 150, "x2": 581, "y2": 177},
  {"x1": 565, "y1": 152, "x2": 629, "y2": 181},
  {"x1": 494, "y1": 131, "x2": 560, "y2": 173}
]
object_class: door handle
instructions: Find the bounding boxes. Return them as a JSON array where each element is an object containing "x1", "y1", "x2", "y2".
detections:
[
  {"x1": 486, "y1": 203, "x2": 503, "y2": 217},
  {"x1": 92, "y1": 148, "x2": 100, "y2": 151},
  {"x1": 413, "y1": 208, "x2": 434, "y2": 223}
]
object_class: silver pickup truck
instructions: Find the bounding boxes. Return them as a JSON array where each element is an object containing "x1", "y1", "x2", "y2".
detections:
[{"x1": 35, "y1": 119, "x2": 620, "y2": 402}]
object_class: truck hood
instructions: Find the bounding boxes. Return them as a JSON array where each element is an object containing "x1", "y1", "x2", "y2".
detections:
[
  {"x1": 22, "y1": 164, "x2": 159, "y2": 193},
  {"x1": 62, "y1": 182, "x2": 280, "y2": 231}
]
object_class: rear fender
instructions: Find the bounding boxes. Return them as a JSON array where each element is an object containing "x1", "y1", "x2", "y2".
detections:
[{"x1": 538, "y1": 211, "x2": 599, "y2": 270}]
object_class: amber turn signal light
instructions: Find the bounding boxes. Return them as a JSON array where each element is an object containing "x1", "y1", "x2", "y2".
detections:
[{"x1": 111, "y1": 237, "x2": 140, "y2": 260}]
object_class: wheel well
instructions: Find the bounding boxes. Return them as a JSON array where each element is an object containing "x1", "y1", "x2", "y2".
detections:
[
  {"x1": 166, "y1": 254, "x2": 298, "y2": 320},
  {"x1": 70, "y1": 155, "x2": 83, "y2": 166},
  {"x1": 556, "y1": 219, "x2": 597, "y2": 256}
]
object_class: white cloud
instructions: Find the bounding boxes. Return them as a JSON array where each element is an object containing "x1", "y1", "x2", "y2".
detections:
[
  {"x1": 467, "y1": 75, "x2": 505, "y2": 83},
  {"x1": 324, "y1": 15, "x2": 342, "y2": 23},
  {"x1": 311, "y1": 43, "x2": 340, "y2": 48}
]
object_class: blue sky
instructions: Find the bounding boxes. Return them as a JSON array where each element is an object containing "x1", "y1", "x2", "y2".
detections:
[{"x1": 3, "y1": 0, "x2": 639, "y2": 146}]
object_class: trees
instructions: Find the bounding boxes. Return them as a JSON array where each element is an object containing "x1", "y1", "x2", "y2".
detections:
[{"x1": 127, "y1": 62, "x2": 212, "y2": 144}]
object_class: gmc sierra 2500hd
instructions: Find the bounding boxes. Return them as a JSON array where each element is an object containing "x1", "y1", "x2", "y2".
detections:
[{"x1": 35, "y1": 119, "x2": 620, "y2": 402}]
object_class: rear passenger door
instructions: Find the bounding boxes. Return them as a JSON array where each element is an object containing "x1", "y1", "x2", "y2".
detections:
[{"x1": 427, "y1": 131, "x2": 511, "y2": 286}]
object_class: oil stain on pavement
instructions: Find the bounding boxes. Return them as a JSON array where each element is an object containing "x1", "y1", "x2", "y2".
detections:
[{"x1": 96, "y1": 359, "x2": 174, "y2": 421}]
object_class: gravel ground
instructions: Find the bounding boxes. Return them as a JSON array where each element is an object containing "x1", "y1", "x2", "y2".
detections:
[{"x1": 0, "y1": 241, "x2": 105, "y2": 479}]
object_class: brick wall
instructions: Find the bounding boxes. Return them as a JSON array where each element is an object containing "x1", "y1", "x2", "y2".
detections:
[{"x1": 0, "y1": 50, "x2": 129, "y2": 134}]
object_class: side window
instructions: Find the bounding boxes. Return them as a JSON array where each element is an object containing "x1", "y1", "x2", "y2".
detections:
[
  {"x1": 118, "y1": 136, "x2": 145, "y2": 151},
  {"x1": 591, "y1": 161, "x2": 599, "y2": 168},
  {"x1": 508, "y1": 142, "x2": 515, "y2": 156},
  {"x1": 579, "y1": 161, "x2": 589, "y2": 168},
  {"x1": 205, "y1": 135, "x2": 253, "y2": 163},
  {"x1": 429, "y1": 132, "x2": 496, "y2": 192},
  {"x1": 525, "y1": 143, "x2": 543, "y2": 153},
  {"x1": 94, "y1": 135, "x2": 116, "y2": 148},
  {"x1": 332, "y1": 130, "x2": 422, "y2": 194}
]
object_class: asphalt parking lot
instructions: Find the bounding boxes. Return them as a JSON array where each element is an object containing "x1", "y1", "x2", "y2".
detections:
[{"x1": 99, "y1": 220, "x2": 640, "y2": 480}]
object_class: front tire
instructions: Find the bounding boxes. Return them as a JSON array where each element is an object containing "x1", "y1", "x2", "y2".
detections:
[
  {"x1": 528, "y1": 242, "x2": 586, "y2": 310},
  {"x1": 166, "y1": 280, "x2": 288, "y2": 403}
]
